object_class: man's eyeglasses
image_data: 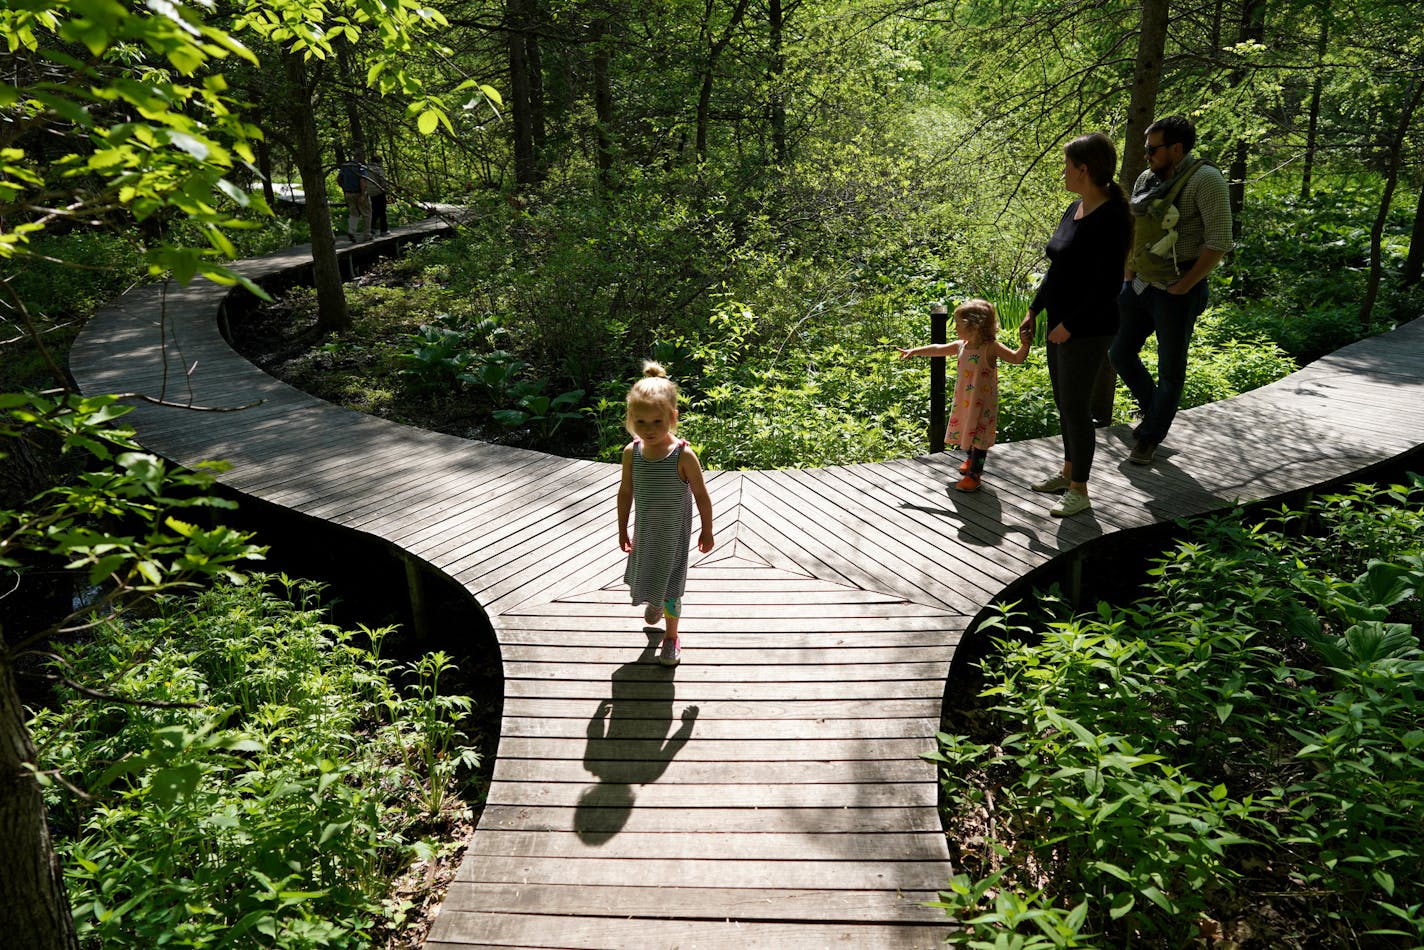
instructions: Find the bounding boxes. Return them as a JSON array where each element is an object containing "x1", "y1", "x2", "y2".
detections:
[{"x1": 1144, "y1": 142, "x2": 1171, "y2": 156}]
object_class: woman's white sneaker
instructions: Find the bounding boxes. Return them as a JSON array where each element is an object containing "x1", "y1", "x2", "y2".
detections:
[{"x1": 1050, "y1": 488, "x2": 1091, "y2": 518}]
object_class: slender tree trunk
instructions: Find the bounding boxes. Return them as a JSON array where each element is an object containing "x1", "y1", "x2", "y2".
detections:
[
  {"x1": 527, "y1": 5, "x2": 547, "y2": 178},
  {"x1": 592, "y1": 14, "x2": 614, "y2": 188},
  {"x1": 336, "y1": 44, "x2": 366, "y2": 159},
  {"x1": 1403, "y1": 174, "x2": 1424, "y2": 287},
  {"x1": 1119, "y1": 0, "x2": 1169, "y2": 193},
  {"x1": 283, "y1": 51, "x2": 350, "y2": 333},
  {"x1": 768, "y1": 0, "x2": 787, "y2": 164},
  {"x1": 1361, "y1": 78, "x2": 1423, "y2": 325},
  {"x1": 508, "y1": 0, "x2": 536, "y2": 186},
  {"x1": 1228, "y1": 0, "x2": 1267, "y2": 243},
  {"x1": 0, "y1": 637, "x2": 80, "y2": 950},
  {"x1": 1300, "y1": 1, "x2": 1330, "y2": 200},
  {"x1": 256, "y1": 136, "x2": 275, "y2": 206},
  {"x1": 695, "y1": 0, "x2": 752, "y2": 162},
  {"x1": 1101, "y1": 0, "x2": 1170, "y2": 423}
]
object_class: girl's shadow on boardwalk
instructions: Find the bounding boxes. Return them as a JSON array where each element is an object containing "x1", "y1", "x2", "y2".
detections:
[{"x1": 575, "y1": 629, "x2": 698, "y2": 845}]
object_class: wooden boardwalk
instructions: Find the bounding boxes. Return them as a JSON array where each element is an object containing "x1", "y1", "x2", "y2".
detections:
[{"x1": 69, "y1": 220, "x2": 1424, "y2": 949}]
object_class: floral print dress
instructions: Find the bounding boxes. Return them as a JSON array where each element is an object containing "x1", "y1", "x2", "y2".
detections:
[{"x1": 946, "y1": 342, "x2": 1000, "y2": 451}]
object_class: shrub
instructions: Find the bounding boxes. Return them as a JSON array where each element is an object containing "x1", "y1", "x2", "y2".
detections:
[
  {"x1": 29, "y1": 575, "x2": 480, "y2": 950},
  {"x1": 930, "y1": 475, "x2": 1424, "y2": 945}
]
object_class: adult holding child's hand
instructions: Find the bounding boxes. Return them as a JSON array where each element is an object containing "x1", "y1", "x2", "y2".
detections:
[{"x1": 1019, "y1": 132, "x2": 1132, "y2": 518}]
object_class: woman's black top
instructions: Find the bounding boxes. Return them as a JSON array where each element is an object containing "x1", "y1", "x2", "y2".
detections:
[{"x1": 1030, "y1": 195, "x2": 1131, "y2": 338}]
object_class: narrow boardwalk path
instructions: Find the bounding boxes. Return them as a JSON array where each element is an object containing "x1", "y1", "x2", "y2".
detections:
[{"x1": 70, "y1": 221, "x2": 1424, "y2": 949}]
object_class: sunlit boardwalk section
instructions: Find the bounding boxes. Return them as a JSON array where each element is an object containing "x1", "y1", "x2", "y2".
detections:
[{"x1": 70, "y1": 230, "x2": 1424, "y2": 947}]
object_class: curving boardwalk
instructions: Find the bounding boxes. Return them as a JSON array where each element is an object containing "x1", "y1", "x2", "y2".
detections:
[{"x1": 70, "y1": 219, "x2": 1424, "y2": 949}]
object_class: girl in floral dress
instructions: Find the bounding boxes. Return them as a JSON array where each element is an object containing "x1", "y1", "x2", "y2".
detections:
[{"x1": 898, "y1": 298, "x2": 1032, "y2": 491}]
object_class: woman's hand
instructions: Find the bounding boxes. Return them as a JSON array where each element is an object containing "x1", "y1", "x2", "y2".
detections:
[{"x1": 1048, "y1": 323, "x2": 1071, "y2": 344}]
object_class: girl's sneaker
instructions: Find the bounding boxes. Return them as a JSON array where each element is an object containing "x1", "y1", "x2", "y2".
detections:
[
  {"x1": 644, "y1": 604, "x2": 663, "y2": 625},
  {"x1": 954, "y1": 473, "x2": 981, "y2": 492},
  {"x1": 659, "y1": 637, "x2": 681, "y2": 666}
]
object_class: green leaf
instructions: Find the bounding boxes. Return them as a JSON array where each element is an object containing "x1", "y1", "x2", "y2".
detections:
[{"x1": 149, "y1": 763, "x2": 202, "y2": 804}]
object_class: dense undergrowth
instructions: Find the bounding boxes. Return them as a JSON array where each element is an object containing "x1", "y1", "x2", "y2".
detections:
[
  {"x1": 933, "y1": 476, "x2": 1424, "y2": 948},
  {"x1": 27, "y1": 575, "x2": 481, "y2": 950},
  {"x1": 231, "y1": 171, "x2": 1421, "y2": 470}
]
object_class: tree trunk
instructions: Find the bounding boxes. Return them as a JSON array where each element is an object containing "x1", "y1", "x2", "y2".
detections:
[
  {"x1": 336, "y1": 44, "x2": 366, "y2": 159},
  {"x1": 1300, "y1": 1, "x2": 1330, "y2": 200},
  {"x1": 695, "y1": 0, "x2": 753, "y2": 163},
  {"x1": 1403, "y1": 174, "x2": 1424, "y2": 287},
  {"x1": 283, "y1": 51, "x2": 350, "y2": 333},
  {"x1": 1228, "y1": 0, "x2": 1267, "y2": 243},
  {"x1": 256, "y1": 136, "x2": 275, "y2": 206},
  {"x1": 0, "y1": 639, "x2": 80, "y2": 950},
  {"x1": 1360, "y1": 78, "x2": 1423, "y2": 325},
  {"x1": 592, "y1": 14, "x2": 614, "y2": 188},
  {"x1": 527, "y1": 6, "x2": 547, "y2": 178},
  {"x1": 1119, "y1": 0, "x2": 1169, "y2": 191},
  {"x1": 768, "y1": 0, "x2": 787, "y2": 165},
  {"x1": 1102, "y1": 0, "x2": 1170, "y2": 423},
  {"x1": 508, "y1": 0, "x2": 536, "y2": 187}
]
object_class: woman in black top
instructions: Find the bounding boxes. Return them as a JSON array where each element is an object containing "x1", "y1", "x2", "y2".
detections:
[{"x1": 1020, "y1": 132, "x2": 1132, "y2": 518}]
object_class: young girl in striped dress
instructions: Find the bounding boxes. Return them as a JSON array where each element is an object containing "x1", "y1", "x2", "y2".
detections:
[{"x1": 617, "y1": 362, "x2": 715, "y2": 666}]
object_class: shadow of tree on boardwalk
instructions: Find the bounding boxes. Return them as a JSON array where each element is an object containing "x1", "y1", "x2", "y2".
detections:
[{"x1": 575, "y1": 629, "x2": 698, "y2": 845}]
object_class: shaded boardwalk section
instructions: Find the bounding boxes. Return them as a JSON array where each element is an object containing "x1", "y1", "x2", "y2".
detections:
[{"x1": 69, "y1": 228, "x2": 1424, "y2": 948}]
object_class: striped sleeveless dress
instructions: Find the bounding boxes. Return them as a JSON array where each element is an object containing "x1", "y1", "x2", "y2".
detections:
[{"x1": 624, "y1": 439, "x2": 693, "y2": 607}]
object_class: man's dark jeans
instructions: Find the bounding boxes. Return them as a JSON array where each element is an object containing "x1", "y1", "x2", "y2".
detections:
[{"x1": 1109, "y1": 280, "x2": 1210, "y2": 446}]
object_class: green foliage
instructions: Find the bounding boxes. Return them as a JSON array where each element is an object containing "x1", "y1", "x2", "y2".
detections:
[
  {"x1": 931, "y1": 475, "x2": 1424, "y2": 944},
  {"x1": 1, "y1": 392, "x2": 266, "y2": 608},
  {"x1": 28, "y1": 575, "x2": 480, "y2": 948}
]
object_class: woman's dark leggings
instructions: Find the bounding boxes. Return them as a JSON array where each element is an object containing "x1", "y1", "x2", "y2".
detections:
[{"x1": 1047, "y1": 334, "x2": 1113, "y2": 483}]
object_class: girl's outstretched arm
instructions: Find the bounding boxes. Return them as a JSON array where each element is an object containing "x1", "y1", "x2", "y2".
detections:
[
  {"x1": 617, "y1": 443, "x2": 635, "y2": 552},
  {"x1": 897, "y1": 342, "x2": 961, "y2": 359},
  {"x1": 679, "y1": 447, "x2": 715, "y2": 553},
  {"x1": 996, "y1": 330, "x2": 1033, "y2": 365}
]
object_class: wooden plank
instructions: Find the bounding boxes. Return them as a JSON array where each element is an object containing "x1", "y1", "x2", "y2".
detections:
[
  {"x1": 502, "y1": 660, "x2": 953, "y2": 682},
  {"x1": 475, "y1": 803, "x2": 943, "y2": 834},
  {"x1": 492, "y1": 755, "x2": 938, "y2": 785},
  {"x1": 427, "y1": 911, "x2": 950, "y2": 950},
  {"x1": 450, "y1": 855, "x2": 947, "y2": 891},
  {"x1": 494, "y1": 736, "x2": 939, "y2": 763},
  {"x1": 502, "y1": 677, "x2": 947, "y2": 702},
  {"x1": 435, "y1": 880, "x2": 947, "y2": 923},
  {"x1": 484, "y1": 779, "x2": 937, "y2": 810},
  {"x1": 464, "y1": 829, "x2": 947, "y2": 861},
  {"x1": 498, "y1": 714, "x2": 940, "y2": 741}
]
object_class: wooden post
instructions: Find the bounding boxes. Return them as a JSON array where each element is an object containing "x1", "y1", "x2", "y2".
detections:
[{"x1": 929, "y1": 302, "x2": 948, "y2": 454}]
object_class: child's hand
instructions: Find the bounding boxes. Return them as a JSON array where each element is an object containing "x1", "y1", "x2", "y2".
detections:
[
  {"x1": 1019, "y1": 327, "x2": 1033, "y2": 344},
  {"x1": 698, "y1": 528, "x2": 715, "y2": 553},
  {"x1": 896, "y1": 346, "x2": 914, "y2": 360}
]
